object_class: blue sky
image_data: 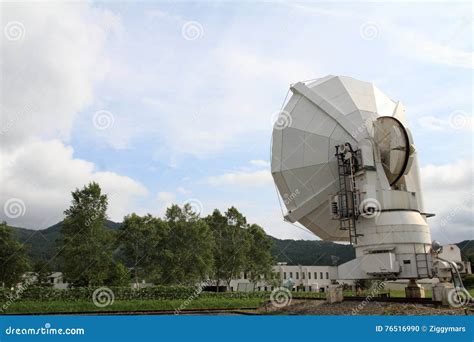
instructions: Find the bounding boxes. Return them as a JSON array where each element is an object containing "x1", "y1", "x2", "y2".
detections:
[{"x1": 1, "y1": 0, "x2": 472, "y2": 243}]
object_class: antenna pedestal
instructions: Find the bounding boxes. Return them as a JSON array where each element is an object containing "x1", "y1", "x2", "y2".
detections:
[{"x1": 405, "y1": 279, "x2": 425, "y2": 299}]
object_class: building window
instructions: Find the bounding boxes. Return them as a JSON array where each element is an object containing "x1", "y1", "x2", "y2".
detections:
[
  {"x1": 290, "y1": 272, "x2": 293, "y2": 278},
  {"x1": 302, "y1": 272, "x2": 305, "y2": 279},
  {"x1": 320, "y1": 272, "x2": 323, "y2": 279},
  {"x1": 296, "y1": 272, "x2": 299, "y2": 279},
  {"x1": 243, "y1": 272, "x2": 247, "y2": 279},
  {"x1": 308, "y1": 272, "x2": 311, "y2": 279},
  {"x1": 283, "y1": 272, "x2": 286, "y2": 279},
  {"x1": 314, "y1": 272, "x2": 317, "y2": 279},
  {"x1": 326, "y1": 272, "x2": 329, "y2": 279}
]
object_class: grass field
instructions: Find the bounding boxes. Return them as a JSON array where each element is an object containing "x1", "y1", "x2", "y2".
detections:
[
  {"x1": 3, "y1": 297, "x2": 266, "y2": 314},
  {"x1": 3, "y1": 289, "x2": 473, "y2": 314}
]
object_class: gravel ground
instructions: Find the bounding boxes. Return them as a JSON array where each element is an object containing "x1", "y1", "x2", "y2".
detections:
[{"x1": 259, "y1": 299, "x2": 472, "y2": 316}]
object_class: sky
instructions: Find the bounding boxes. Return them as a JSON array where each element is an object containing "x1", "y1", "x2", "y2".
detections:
[{"x1": 0, "y1": 0, "x2": 472, "y2": 244}]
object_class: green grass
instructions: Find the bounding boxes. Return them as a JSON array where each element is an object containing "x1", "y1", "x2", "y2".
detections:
[
  {"x1": 3, "y1": 297, "x2": 266, "y2": 314},
  {"x1": 4, "y1": 289, "x2": 474, "y2": 314}
]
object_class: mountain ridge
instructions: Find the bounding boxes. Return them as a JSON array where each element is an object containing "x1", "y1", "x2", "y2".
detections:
[{"x1": 10, "y1": 221, "x2": 473, "y2": 270}]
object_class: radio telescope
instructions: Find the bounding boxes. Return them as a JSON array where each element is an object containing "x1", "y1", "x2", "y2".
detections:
[{"x1": 271, "y1": 75, "x2": 469, "y2": 301}]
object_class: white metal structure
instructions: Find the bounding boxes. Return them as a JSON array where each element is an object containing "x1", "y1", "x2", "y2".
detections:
[{"x1": 271, "y1": 76, "x2": 464, "y2": 284}]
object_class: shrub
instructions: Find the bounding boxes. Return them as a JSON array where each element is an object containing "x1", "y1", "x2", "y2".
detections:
[
  {"x1": 0, "y1": 286, "x2": 272, "y2": 302},
  {"x1": 462, "y1": 274, "x2": 474, "y2": 289}
]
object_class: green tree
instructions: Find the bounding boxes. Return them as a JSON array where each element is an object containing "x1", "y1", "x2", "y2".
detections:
[
  {"x1": 61, "y1": 182, "x2": 112, "y2": 286},
  {"x1": 162, "y1": 204, "x2": 214, "y2": 285},
  {"x1": 246, "y1": 224, "x2": 275, "y2": 284},
  {"x1": 205, "y1": 207, "x2": 250, "y2": 290},
  {"x1": 0, "y1": 222, "x2": 30, "y2": 287},
  {"x1": 119, "y1": 213, "x2": 165, "y2": 286},
  {"x1": 105, "y1": 262, "x2": 130, "y2": 286},
  {"x1": 33, "y1": 260, "x2": 52, "y2": 287}
]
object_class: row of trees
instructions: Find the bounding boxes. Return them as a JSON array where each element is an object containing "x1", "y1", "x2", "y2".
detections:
[
  {"x1": 0, "y1": 222, "x2": 30, "y2": 287},
  {"x1": 1, "y1": 182, "x2": 275, "y2": 288}
]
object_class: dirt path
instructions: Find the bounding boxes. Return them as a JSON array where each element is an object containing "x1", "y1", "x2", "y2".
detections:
[{"x1": 259, "y1": 299, "x2": 471, "y2": 315}]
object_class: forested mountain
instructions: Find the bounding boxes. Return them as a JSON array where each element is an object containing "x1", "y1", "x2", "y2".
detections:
[{"x1": 11, "y1": 222, "x2": 472, "y2": 270}]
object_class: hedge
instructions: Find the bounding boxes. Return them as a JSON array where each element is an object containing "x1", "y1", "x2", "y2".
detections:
[{"x1": 0, "y1": 286, "x2": 272, "y2": 302}]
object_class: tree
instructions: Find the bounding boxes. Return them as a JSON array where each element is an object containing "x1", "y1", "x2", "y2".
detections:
[
  {"x1": 0, "y1": 222, "x2": 30, "y2": 287},
  {"x1": 119, "y1": 213, "x2": 165, "y2": 286},
  {"x1": 105, "y1": 262, "x2": 130, "y2": 286},
  {"x1": 161, "y1": 204, "x2": 214, "y2": 285},
  {"x1": 205, "y1": 207, "x2": 250, "y2": 290},
  {"x1": 246, "y1": 224, "x2": 275, "y2": 284},
  {"x1": 61, "y1": 182, "x2": 112, "y2": 286},
  {"x1": 33, "y1": 260, "x2": 52, "y2": 287}
]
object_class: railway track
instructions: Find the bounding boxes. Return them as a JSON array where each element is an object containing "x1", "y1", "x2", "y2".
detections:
[
  {"x1": 343, "y1": 296, "x2": 441, "y2": 305},
  {"x1": 292, "y1": 296, "x2": 442, "y2": 305}
]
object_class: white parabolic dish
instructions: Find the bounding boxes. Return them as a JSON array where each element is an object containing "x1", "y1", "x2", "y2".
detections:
[{"x1": 271, "y1": 75, "x2": 426, "y2": 243}]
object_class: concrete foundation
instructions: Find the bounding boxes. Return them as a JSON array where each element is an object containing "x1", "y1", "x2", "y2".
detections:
[
  {"x1": 432, "y1": 282, "x2": 454, "y2": 305},
  {"x1": 326, "y1": 284, "x2": 343, "y2": 303},
  {"x1": 405, "y1": 279, "x2": 425, "y2": 299}
]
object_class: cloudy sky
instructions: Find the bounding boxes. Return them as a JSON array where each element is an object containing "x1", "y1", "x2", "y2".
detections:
[{"x1": 0, "y1": 0, "x2": 472, "y2": 244}]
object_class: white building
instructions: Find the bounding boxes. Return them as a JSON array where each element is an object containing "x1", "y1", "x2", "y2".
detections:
[
  {"x1": 47, "y1": 272, "x2": 68, "y2": 289},
  {"x1": 229, "y1": 263, "x2": 353, "y2": 292}
]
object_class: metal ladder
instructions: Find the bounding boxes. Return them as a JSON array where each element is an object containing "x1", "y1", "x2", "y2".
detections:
[
  {"x1": 335, "y1": 144, "x2": 362, "y2": 244},
  {"x1": 415, "y1": 245, "x2": 432, "y2": 278}
]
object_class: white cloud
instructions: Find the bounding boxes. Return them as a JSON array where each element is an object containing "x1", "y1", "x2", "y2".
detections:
[
  {"x1": 393, "y1": 29, "x2": 473, "y2": 70},
  {"x1": 289, "y1": 2, "x2": 473, "y2": 69},
  {"x1": 0, "y1": 2, "x2": 148, "y2": 229},
  {"x1": 204, "y1": 170, "x2": 272, "y2": 187},
  {"x1": 0, "y1": 1, "x2": 121, "y2": 147},
  {"x1": 416, "y1": 114, "x2": 473, "y2": 132},
  {"x1": 421, "y1": 160, "x2": 473, "y2": 244},
  {"x1": 416, "y1": 116, "x2": 446, "y2": 131},
  {"x1": 110, "y1": 43, "x2": 315, "y2": 158},
  {"x1": 177, "y1": 187, "x2": 190, "y2": 195},
  {"x1": 0, "y1": 139, "x2": 148, "y2": 228},
  {"x1": 250, "y1": 160, "x2": 270, "y2": 168},
  {"x1": 157, "y1": 191, "x2": 176, "y2": 203}
]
